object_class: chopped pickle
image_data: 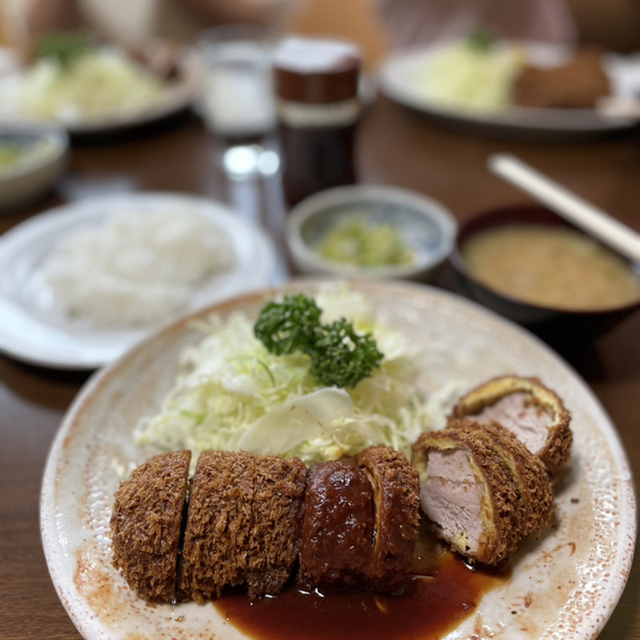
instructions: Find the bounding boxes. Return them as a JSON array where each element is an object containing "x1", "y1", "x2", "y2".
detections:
[{"x1": 317, "y1": 216, "x2": 414, "y2": 267}]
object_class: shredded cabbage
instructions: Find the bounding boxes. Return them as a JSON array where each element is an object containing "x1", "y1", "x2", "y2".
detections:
[
  {"x1": 19, "y1": 48, "x2": 166, "y2": 124},
  {"x1": 134, "y1": 286, "x2": 430, "y2": 465},
  {"x1": 421, "y1": 40, "x2": 526, "y2": 112}
]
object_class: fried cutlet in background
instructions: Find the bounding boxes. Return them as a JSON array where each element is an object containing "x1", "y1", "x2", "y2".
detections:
[{"x1": 513, "y1": 48, "x2": 610, "y2": 109}]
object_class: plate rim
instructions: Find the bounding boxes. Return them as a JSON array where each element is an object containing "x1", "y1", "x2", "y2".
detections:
[{"x1": 40, "y1": 277, "x2": 637, "y2": 640}]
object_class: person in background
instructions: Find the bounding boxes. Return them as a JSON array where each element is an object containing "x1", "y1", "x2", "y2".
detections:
[
  {"x1": 0, "y1": 0, "x2": 290, "y2": 55},
  {"x1": 286, "y1": 0, "x2": 640, "y2": 68},
  {"x1": 564, "y1": 0, "x2": 640, "y2": 52},
  {"x1": 285, "y1": 0, "x2": 577, "y2": 69},
  {"x1": 375, "y1": 0, "x2": 577, "y2": 49},
  {"x1": 3, "y1": 0, "x2": 639, "y2": 61}
]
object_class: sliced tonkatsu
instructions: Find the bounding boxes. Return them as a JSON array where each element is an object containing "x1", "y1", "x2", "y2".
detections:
[
  {"x1": 298, "y1": 457, "x2": 375, "y2": 591},
  {"x1": 412, "y1": 424, "x2": 524, "y2": 566},
  {"x1": 178, "y1": 451, "x2": 306, "y2": 602},
  {"x1": 244, "y1": 455, "x2": 307, "y2": 598},
  {"x1": 110, "y1": 450, "x2": 191, "y2": 603},
  {"x1": 450, "y1": 375, "x2": 572, "y2": 479},
  {"x1": 355, "y1": 445, "x2": 421, "y2": 591},
  {"x1": 178, "y1": 450, "x2": 257, "y2": 602},
  {"x1": 412, "y1": 418, "x2": 555, "y2": 566},
  {"x1": 109, "y1": 428, "x2": 562, "y2": 603},
  {"x1": 463, "y1": 420, "x2": 554, "y2": 539}
]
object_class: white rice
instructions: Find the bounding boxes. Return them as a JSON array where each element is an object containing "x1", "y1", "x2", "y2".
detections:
[{"x1": 41, "y1": 209, "x2": 236, "y2": 328}]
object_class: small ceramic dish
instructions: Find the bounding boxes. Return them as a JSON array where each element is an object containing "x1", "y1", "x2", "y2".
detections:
[
  {"x1": 450, "y1": 205, "x2": 640, "y2": 344},
  {"x1": 286, "y1": 185, "x2": 457, "y2": 281},
  {"x1": 0, "y1": 123, "x2": 69, "y2": 212}
]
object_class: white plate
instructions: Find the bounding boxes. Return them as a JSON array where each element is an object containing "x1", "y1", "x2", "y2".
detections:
[
  {"x1": 0, "y1": 192, "x2": 279, "y2": 369},
  {"x1": 0, "y1": 45, "x2": 204, "y2": 136},
  {"x1": 379, "y1": 42, "x2": 638, "y2": 138},
  {"x1": 41, "y1": 279, "x2": 635, "y2": 640}
]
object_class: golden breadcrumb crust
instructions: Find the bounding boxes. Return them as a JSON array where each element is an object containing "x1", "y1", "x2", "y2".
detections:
[
  {"x1": 110, "y1": 450, "x2": 191, "y2": 603},
  {"x1": 451, "y1": 419, "x2": 554, "y2": 540},
  {"x1": 178, "y1": 450, "x2": 306, "y2": 602}
]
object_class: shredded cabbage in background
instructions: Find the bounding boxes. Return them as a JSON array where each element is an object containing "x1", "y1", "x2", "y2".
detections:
[
  {"x1": 19, "y1": 49, "x2": 166, "y2": 124},
  {"x1": 134, "y1": 286, "x2": 430, "y2": 465},
  {"x1": 422, "y1": 40, "x2": 526, "y2": 112}
]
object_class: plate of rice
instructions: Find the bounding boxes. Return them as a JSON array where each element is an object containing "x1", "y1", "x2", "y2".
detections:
[{"x1": 0, "y1": 192, "x2": 279, "y2": 369}]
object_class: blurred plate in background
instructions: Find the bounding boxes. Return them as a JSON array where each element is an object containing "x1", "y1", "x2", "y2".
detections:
[
  {"x1": 379, "y1": 41, "x2": 638, "y2": 139},
  {"x1": 0, "y1": 43, "x2": 204, "y2": 137},
  {"x1": 0, "y1": 192, "x2": 278, "y2": 369}
]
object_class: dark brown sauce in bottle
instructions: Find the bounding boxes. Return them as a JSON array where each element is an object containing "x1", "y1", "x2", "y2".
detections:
[
  {"x1": 215, "y1": 551, "x2": 508, "y2": 640},
  {"x1": 274, "y1": 37, "x2": 362, "y2": 209},
  {"x1": 279, "y1": 122, "x2": 357, "y2": 209}
]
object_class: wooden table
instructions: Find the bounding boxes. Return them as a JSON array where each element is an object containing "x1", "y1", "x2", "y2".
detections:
[{"x1": 1, "y1": 100, "x2": 639, "y2": 640}]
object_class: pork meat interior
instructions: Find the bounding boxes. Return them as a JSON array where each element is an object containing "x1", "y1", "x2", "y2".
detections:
[
  {"x1": 451, "y1": 375, "x2": 572, "y2": 478},
  {"x1": 412, "y1": 419, "x2": 553, "y2": 566}
]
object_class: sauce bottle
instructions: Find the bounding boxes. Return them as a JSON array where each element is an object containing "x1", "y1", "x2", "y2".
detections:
[{"x1": 274, "y1": 37, "x2": 362, "y2": 208}]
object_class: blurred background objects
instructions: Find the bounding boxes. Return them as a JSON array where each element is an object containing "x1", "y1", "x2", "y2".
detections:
[
  {"x1": 3, "y1": 0, "x2": 640, "y2": 63},
  {"x1": 0, "y1": 0, "x2": 292, "y2": 56}
]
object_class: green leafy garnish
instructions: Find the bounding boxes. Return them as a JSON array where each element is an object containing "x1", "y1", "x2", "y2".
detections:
[
  {"x1": 254, "y1": 294, "x2": 383, "y2": 388},
  {"x1": 253, "y1": 294, "x2": 322, "y2": 356},
  {"x1": 467, "y1": 29, "x2": 494, "y2": 52},
  {"x1": 35, "y1": 32, "x2": 94, "y2": 68}
]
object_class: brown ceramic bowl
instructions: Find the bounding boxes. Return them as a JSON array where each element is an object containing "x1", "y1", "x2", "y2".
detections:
[{"x1": 449, "y1": 205, "x2": 640, "y2": 345}]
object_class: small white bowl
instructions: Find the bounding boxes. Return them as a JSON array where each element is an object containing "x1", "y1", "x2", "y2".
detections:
[
  {"x1": 286, "y1": 185, "x2": 457, "y2": 281},
  {"x1": 0, "y1": 123, "x2": 69, "y2": 213}
]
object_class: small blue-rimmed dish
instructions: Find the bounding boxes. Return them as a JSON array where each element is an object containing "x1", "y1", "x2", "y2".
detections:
[
  {"x1": 0, "y1": 123, "x2": 69, "y2": 213},
  {"x1": 286, "y1": 185, "x2": 457, "y2": 282}
]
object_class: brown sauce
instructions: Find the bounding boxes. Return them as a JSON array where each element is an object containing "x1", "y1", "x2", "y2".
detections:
[
  {"x1": 280, "y1": 123, "x2": 357, "y2": 208},
  {"x1": 214, "y1": 550, "x2": 508, "y2": 640}
]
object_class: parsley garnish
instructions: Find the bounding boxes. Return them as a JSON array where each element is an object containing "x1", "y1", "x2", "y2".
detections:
[
  {"x1": 36, "y1": 33, "x2": 94, "y2": 68},
  {"x1": 254, "y1": 294, "x2": 384, "y2": 389},
  {"x1": 467, "y1": 29, "x2": 494, "y2": 52}
]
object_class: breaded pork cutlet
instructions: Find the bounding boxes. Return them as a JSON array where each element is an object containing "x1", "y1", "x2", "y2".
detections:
[
  {"x1": 513, "y1": 49, "x2": 610, "y2": 109},
  {"x1": 298, "y1": 457, "x2": 374, "y2": 590},
  {"x1": 245, "y1": 455, "x2": 307, "y2": 598},
  {"x1": 178, "y1": 451, "x2": 307, "y2": 602},
  {"x1": 412, "y1": 426, "x2": 522, "y2": 566},
  {"x1": 355, "y1": 446, "x2": 420, "y2": 591},
  {"x1": 460, "y1": 420, "x2": 554, "y2": 539},
  {"x1": 110, "y1": 450, "x2": 191, "y2": 603},
  {"x1": 178, "y1": 451, "x2": 256, "y2": 602},
  {"x1": 451, "y1": 375, "x2": 572, "y2": 479}
]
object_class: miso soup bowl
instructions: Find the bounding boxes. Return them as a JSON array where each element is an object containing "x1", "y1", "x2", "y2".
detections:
[{"x1": 450, "y1": 205, "x2": 640, "y2": 345}]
